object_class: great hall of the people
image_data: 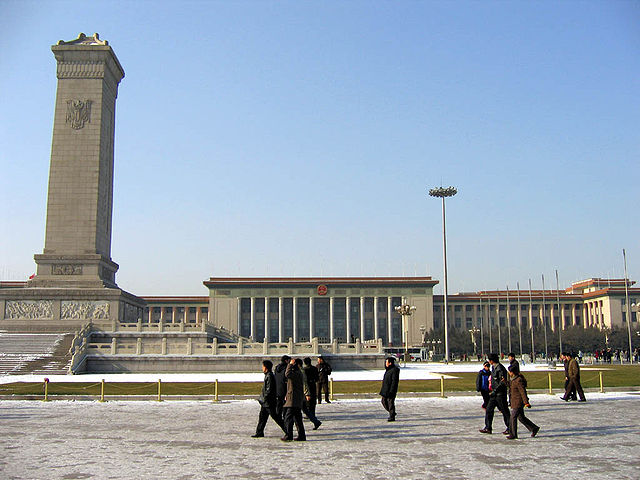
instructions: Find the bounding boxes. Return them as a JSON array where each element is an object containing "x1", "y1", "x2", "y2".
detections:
[{"x1": 135, "y1": 276, "x2": 639, "y2": 348}]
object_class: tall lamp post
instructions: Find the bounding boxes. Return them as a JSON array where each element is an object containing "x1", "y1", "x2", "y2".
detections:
[
  {"x1": 395, "y1": 301, "x2": 417, "y2": 359},
  {"x1": 429, "y1": 185, "x2": 457, "y2": 363},
  {"x1": 623, "y1": 249, "x2": 634, "y2": 364}
]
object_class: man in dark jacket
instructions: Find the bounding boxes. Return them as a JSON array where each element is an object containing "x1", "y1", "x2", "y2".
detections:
[
  {"x1": 479, "y1": 353, "x2": 511, "y2": 434},
  {"x1": 302, "y1": 357, "x2": 322, "y2": 430},
  {"x1": 282, "y1": 357, "x2": 306, "y2": 441},
  {"x1": 476, "y1": 361, "x2": 491, "y2": 409},
  {"x1": 316, "y1": 356, "x2": 332, "y2": 404},
  {"x1": 380, "y1": 357, "x2": 400, "y2": 421},
  {"x1": 252, "y1": 360, "x2": 286, "y2": 438},
  {"x1": 274, "y1": 355, "x2": 290, "y2": 418},
  {"x1": 560, "y1": 352, "x2": 577, "y2": 401}
]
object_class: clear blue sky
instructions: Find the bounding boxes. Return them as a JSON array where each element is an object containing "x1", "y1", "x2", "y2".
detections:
[{"x1": 1, "y1": 1, "x2": 639, "y2": 296}]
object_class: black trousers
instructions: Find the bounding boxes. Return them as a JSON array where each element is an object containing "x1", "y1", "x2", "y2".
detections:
[
  {"x1": 275, "y1": 396, "x2": 285, "y2": 419},
  {"x1": 480, "y1": 391, "x2": 490, "y2": 408},
  {"x1": 563, "y1": 378, "x2": 577, "y2": 400},
  {"x1": 381, "y1": 396, "x2": 396, "y2": 418},
  {"x1": 317, "y1": 380, "x2": 330, "y2": 403},
  {"x1": 484, "y1": 393, "x2": 510, "y2": 431},
  {"x1": 509, "y1": 406, "x2": 538, "y2": 438},
  {"x1": 302, "y1": 394, "x2": 321, "y2": 427},
  {"x1": 255, "y1": 401, "x2": 285, "y2": 435},
  {"x1": 283, "y1": 407, "x2": 306, "y2": 440}
]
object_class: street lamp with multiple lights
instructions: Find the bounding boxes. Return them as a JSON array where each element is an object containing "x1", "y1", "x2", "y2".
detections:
[
  {"x1": 395, "y1": 301, "x2": 417, "y2": 359},
  {"x1": 429, "y1": 185, "x2": 457, "y2": 363}
]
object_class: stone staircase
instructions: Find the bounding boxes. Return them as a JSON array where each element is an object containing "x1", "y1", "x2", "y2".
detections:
[{"x1": 0, "y1": 333, "x2": 74, "y2": 376}]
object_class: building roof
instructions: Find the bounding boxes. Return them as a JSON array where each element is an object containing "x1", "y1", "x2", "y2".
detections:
[{"x1": 203, "y1": 276, "x2": 439, "y2": 289}]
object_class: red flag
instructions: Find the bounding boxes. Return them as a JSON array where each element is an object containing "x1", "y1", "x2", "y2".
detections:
[{"x1": 28, "y1": 273, "x2": 35, "y2": 279}]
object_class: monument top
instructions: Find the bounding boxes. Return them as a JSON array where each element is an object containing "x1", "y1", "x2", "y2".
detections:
[{"x1": 57, "y1": 32, "x2": 108, "y2": 46}]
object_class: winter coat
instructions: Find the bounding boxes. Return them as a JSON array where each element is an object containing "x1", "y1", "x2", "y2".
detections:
[
  {"x1": 258, "y1": 371, "x2": 277, "y2": 405},
  {"x1": 284, "y1": 363, "x2": 305, "y2": 409},
  {"x1": 303, "y1": 365, "x2": 319, "y2": 397},
  {"x1": 317, "y1": 361, "x2": 332, "y2": 382},
  {"x1": 509, "y1": 374, "x2": 530, "y2": 410},
  {"x1": 476, "y1": 369, "x2": 491, "y2": 392},
  {"x1": 379, "y1": 363, "x2": 400, "y2": 399},
  {"x1": 274, "y1": 361, "x2": 288, "y2": 399},
  {"x1": 568, "y1": 357, "x2": 581, "y2": 379},
  {"x1": 489, "y1": 362, "x2": 508, "y2": 396}
]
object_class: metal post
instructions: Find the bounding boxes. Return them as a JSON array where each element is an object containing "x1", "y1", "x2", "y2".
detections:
[
  {"x1": 556, "y1": 269, "x2": 563, "y2": 356},
  {"x1": 599, "y1": 371, "x2": 604, "y2": 393},
  {"x1": 330, "y1": 378, "x2": 334, "y2": 401},
  {"x1": 548, "y1": 372, "x2": 552, "y2": 395},
  {"x1": 214, "y1": 379, "x2": 219, "y2": 402},
  {"x1": 528, "y1": 279, "x2": 535, "y2": 363},
  {"x1": 623, "y1": 249, "x2": 634, "y2": 364},
  {"x1": 506, "y1": 285, "x2": 512, "y2": 353},
  {"x1": 43, "y1": 378, "x2": 49, "y2": 402},
  {"x1": 516, "y1": 282, "x2": 523, "y2": 358},
  {"x1": 100, "y1": 379, "x2": 105, "y2": 402},
  {"x1": 541, "y1": 274, "x2": 548, "y2": 360},
  {"x1": 440, "y1": 375, "x2": 446, "y2": 398},
  {"x1": 157, "y1": 379, "x2": 162, "y2": 402}
]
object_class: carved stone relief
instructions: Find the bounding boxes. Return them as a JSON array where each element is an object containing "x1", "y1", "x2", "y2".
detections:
[
  {"x1": 52, "y1": 264, "x2": 83, "y2": 275},
  {"x1": 61, "y1": 301, "x2": 110, "y2": 320},
  {"x1": 66, "y1": 99, "x2": 92, "y2": 129},
  {"x1": 5, "y1": 300, "x2": 53, "y2": 320}
]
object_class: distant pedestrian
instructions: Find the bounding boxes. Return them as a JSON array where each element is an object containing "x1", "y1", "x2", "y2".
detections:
[
  {"x1": 274, "y1": 355, "x2": 290, "y2": 418},
  {"x1": 508, "y1": 352, "x2": 519, "y2": 372},
  {"x1": 476, "y1": 361, "x2": 491, "y2": 409},
  {"x1": 380, "y1": 357, "x2": 400, "y2": 422},
  {"x1": 559, "y1": 352, "x2": 577, "y2": 401},
  {"x1": 316, "y1": 356, "x2": 332, "y2": 404},
  {"x1": 563, "y1": 352, "x2": 586, "y2": 402},
  {"x1": 479, "y1": 353, "x2": 510, "y2": 435},
  {"x1": 505, "y1": 364, "x2": 540, "y2": 439},
  {"x1": 282, "y1": 357, "x2": 306, "y2": 441},
  {"x1": 252, "y1": 360, "x2": 286, "y2": 438}
]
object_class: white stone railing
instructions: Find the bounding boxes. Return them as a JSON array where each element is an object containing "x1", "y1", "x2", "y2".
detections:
[{"x1": 68, "y1": 322, "x2": 93, "y2": 373}]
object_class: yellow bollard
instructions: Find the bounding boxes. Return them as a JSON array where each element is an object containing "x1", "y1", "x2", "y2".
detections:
[
  {"x1": 599, "y1": 371, "x2": 604, "y2": 393},
  {"x1": 157, "y1": 379, "x2": 162, "y2": 402},
  {"x1": 548, "y1": 372, "x2": 553, "y2": 395},
  {"x1": 100, "y1": 379, "x2": 106, "y2": 403},
  {"x1": 440, "y1": 375, "x2": 446, "y2": 398},
  {"x1": 214, "y1": 379, "x2": 219, "y2": 402},
  {"x1": 330, "y1": 378, "x2": 334, "y2": 402},
  {"x1": 43, "y1": 378, "x2": 49, "y2": 402}
]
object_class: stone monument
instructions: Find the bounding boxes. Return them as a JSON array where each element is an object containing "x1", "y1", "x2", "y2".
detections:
[{"x1": 0, "y1": 33, "x2": 144, "y2": 331}]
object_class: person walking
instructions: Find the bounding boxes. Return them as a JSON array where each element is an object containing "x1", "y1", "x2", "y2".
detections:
[
  {"x1": 252, "y1": 360, "x2": 287, "y2": 438},
  {"x1": 282, "y1": 357, "x2": 306, "y2": 442},
  {"x1": 476, "y1": 361, "x2": 491, "y2": 409},
  {"x1": 302, "y1": 357, "x2": 322, "y2": 430},
  {"x1": 563, "y1": 352, "x2": 586, "y2": 402},
  {"x1": 506, "y1": 364, "x2": 540, "y2": 439},
  {"x1": 479, "y1": 353, "x2": 511, "y2": 435},
  {"x1": 316, "y1": 356, "x2": 332, "y2": 404},
  {"x1": 380, "y1": 357, "x2": 400, "y2": 422},
  {"x1": 274, "y1": 355, "x2": 290, "y2": 419},
  {"x1": 560, "y1": 352, "x2": 577, "y2": 401}
]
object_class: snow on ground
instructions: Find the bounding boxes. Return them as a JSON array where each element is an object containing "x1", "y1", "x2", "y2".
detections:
[
  {"x1": 0, "y1": 361, "x2": 609, "y2": 385},
  {"x1": 1, "y1": 392, "x2": 638, "y2": 479}
]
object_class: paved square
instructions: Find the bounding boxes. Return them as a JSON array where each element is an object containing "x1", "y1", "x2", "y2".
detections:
[{"x1": 1, "y1": 392, "x2": 638, "y2": 479}]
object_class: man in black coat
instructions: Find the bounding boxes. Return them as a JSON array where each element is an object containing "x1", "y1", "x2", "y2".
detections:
[
  {"x1": 479, "y1": 353, "x2": 511, "y2": 434},
  {"x1": 380, "y1": 357, "x2": 400, "y2": 421},
  {"x1": 274, "y1": 355, "x2": 290, "y2": 418},
  {"x1": 302, "y1": 357, "x2": 322, "y2": 429},
  {"x1": 252, "y1": 360, "x2": 286, "y2": 438},
  {"x1": 282, "y1": 357, "x2": 306, "y2": 441},
  {"x1": 316, "y1": 356, "x2": 332, "y2": 404}
]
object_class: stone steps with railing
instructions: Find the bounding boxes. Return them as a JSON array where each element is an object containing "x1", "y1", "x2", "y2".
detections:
[{"x1": 0, "y1": 333, "x2": 74, "y2": 375}]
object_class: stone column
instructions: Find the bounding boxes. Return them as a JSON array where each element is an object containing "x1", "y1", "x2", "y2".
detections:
[
  {"x1": 360, "y1": 297, "x2": 365, "y2": 341},
  {"x1": 278, "y1": 297, "x2": 284, "y2": 343},
  {"x1": 250, "y1": 297, "x2": 256, "y2": 340},
  {"x1": 329, "y1": 297, "x2": 335, "y2": 342},
  {"x1": 264, "y1": 297, "x2": 269, "y2": 342},
  {"x1": 387, "y1": 297, "x2": 393, "y2": 345},
  {"x1": 292, "y1": 297, "x2": 298, "y2": 342},
  {"x1": 172, "y1": 307, "x2": 177, "y2": 324},
  {"x1": 346, "y1": 297, "x2": 351, "y2": 343},
  {"x1": 309, "y1": 297, "x2": 314, "y2": 340},
  {"x1": 374, "y1": 297, "x2": 379, "y2": 340}
]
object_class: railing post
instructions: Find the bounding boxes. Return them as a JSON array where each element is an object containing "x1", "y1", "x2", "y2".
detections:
[
  {"x1": 110, "y1": 338, "x2": 117, "y2": 355},
  {"x1": 599, "y1": 371, "x2": 604, "y2": 393},
  {"x1": 263, "y1": 338, "x2": 269, "y2": 355},
  {"x1": 355, "y1": 338, "x2": 361, "y2": 354},
  {"x1": 157, "y1": 379, "x2": 162, "y2": 402},
  {"x1": 100, "y1": 379, "x2": 106, "y2": 402},
  {"x1": 440, "y1": 375, "x2": 446, "y2": 398},
  {"x1": 238, "y1": 337, "x2": 244, "y2": 355},
  {"x1": 136, "y1": 337, "x2": 142, "y2": 355},
  {"x1": 548, "y1": 372, "x2": 553, "y2": 395},
  {"x1": 288, "y1": 337, "x2": 294, "y2": 354},
  {"x1": 162, "y1": 337, "x2": 167, "y2": 355},
  {"x1": 312, "y1": 337, "x2": 319, "y2": 354},
  {"x1": 43, "y1": 378, "x2": 49, "y2": 402},
  {"x1": 211, "y1": 337, "x2": 218, "y2": 355},
  {"x1": 136, "y1": 318, "x2": 142, "y2": 332},
  {"x1": 214, "y1": 379, "x2": 219, "y2": 402},
  {"x1": 330, "y1": 378, "x2": 334, "y2": 401}
]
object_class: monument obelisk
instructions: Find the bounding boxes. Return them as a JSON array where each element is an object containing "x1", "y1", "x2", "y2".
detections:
[
  {"x1": 0, "y1": 34, "x2": 143, "y2": 331},
  {"x1": 31, "y1": 33, "x2": 123, "y2": 288}
]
